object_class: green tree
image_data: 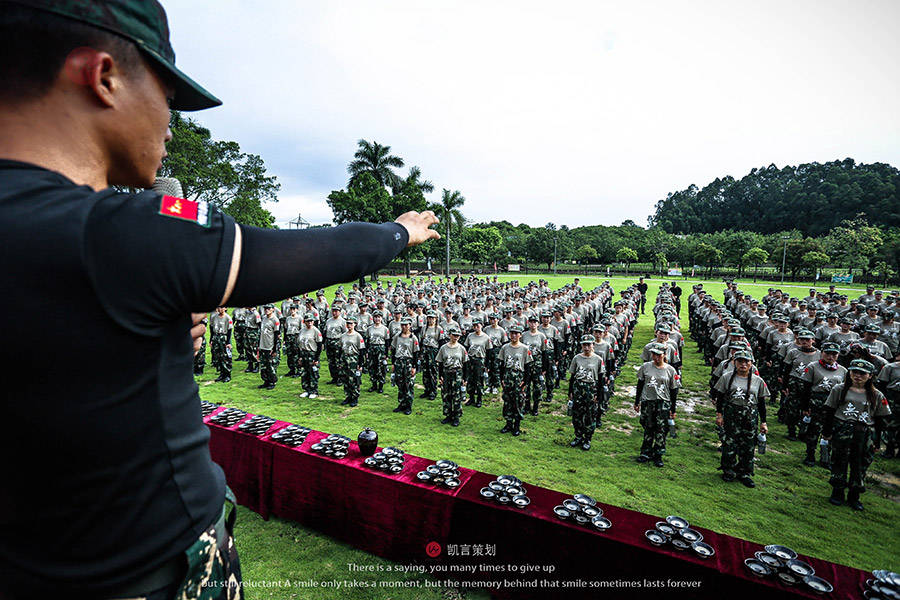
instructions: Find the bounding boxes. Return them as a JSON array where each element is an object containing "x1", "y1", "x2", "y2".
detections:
[
  {"x1": 435, "y1": 189, "x2": 466, "y2": 275},
  {"x1": 802, "y1": 250, "x2": 830, "y2": 278},
  {"x1": 347, "y1": 139, "x2": 404, "y2": 189},
  {"x1": 391, "y1": 166, "x2": 433, "y2": 277},
  {"x1": 872, "y1": 260, "x2": 896, "y2": 287},
  {"x1": 651, "y1": 251, "x2": 668, "y2": 275},
  {"x1": 825, "y1": 215, "x2": 884, "y2": 274},
  {"x1": 694, "y1": 242, "x2": 722, "y2": 277},
  {"x1": 326, "y1": 172, "x2": 393, "y2": 224},
  {"x1": 743, "y1": 247, "x2": 769, "y2": 282},
  {"x1": 575, "y1": 244, "x2": 598, "y2": 264},
  {"x1": 526, "y1": 228, "x2": 556, "y2": 270},
  {"x1": 460, "y1": 227, "x2": 503, "y2": 268},
  {"x1": 160, "y1": 111, "x2": 280, "y2": 227},
  {"x1": 616, "y1": 246, "x2": 638, "y2": 276}
]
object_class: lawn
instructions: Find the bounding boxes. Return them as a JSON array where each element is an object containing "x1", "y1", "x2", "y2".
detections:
[{"x1": 198, "y1": 275, "x2": 899, "y2": 597}]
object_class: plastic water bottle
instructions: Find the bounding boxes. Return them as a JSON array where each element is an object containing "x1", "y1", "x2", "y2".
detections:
[
  {"x1": 390, "y1": 372, "x2": 396, "y2": 386},
  {"x1": 667, "y1": 418, "x2": 677, "y2": 439},
  {"x1": 757, "y1": 433, "x2": 767, "y2": 454},
  {"x1": 820, "y1": 438, "x2": 830, "y2": 464},
  {"x1": 566, "y1": 399, "x2": 573, "y2": 416}
]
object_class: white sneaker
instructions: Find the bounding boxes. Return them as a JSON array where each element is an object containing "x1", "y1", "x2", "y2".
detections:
[
  {"x1": 309, "y1": 393, "x2": 318, "y2": 399},
  {"x1": 299, "y1": 392, "x2": 309, "y2": 398}
]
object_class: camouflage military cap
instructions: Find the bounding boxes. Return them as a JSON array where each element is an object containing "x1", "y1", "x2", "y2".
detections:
[
  {"x1": 508, "y1": 324, "x2": 524, "y2": 333},
  {"x1": 289, "y1": 304, "x2": 299, "y2": 310},
  {"x1": 826, "y1": 312, "x2": 838, "y2": 319},
  {"x1": 600, "y1": 319, "x2": 612, "y2": 326},
  {"x1": 345, "y1": 316, "x2": 357, "y2": 323},
  {"x1": 728, "y1": 343, "x2": 747, "y2": 350},
  {"x1": 730, "y1": 327, "x2": 746, "y2": 336},
  {"x1": 848, "y1": 359, "x2": 875, "y2": 373},
  {"x1": 592, "y1": 324, "x2": 604, "y2": 331},
  {"x1": 447, "y1": 326, "x2": 461, "y2": 335},
  {"x1": 426, "y1": 310, "x2": 438, "y2": 318},
  {"x1": 839, "y1": 316, "x2": 855, "y2": 324},
  {"x1": 864, "y1": 324, "x2": 882, "y2": 334},
  {"x1": 400, "y1": 317, "x2": 413, "y2": 325},
  {"x1": 316, "y1": 290, "x2": 325, "y2": 296},
  {"x1": 471, "y1": 318, "x2": 483, "y2": 325},
  {"x1": 655, "y1": 324, "x2": 671, "y2": 334},
  {"x1": 821, "y1": 342, "x2": 839, "y2": 353},
  {"x1": 773, "y1": 315, "x2": 789, "y2": 323},
  {"x1": 303, "y1": 312, "x2": 316, "y2": 321},
  {"x1": 527, "y1": 314, "x2": 539, "y2": 321},
  {"x1": 796, "y1": 330, "x2": 815, "y2": 339},
  {"x1": 15, "y1": 0, "x2": 220, "y2": 110},
  {"x1": 263, "y1": 303, "x2": 274, "y2": 309},
  {"x1": 647, "y1": 343, "x2": 666, "y2": 355},
  {"x1": 733, "y1": 350, "x2": 753, "y2": 361},
  {"x1": 580, "y1": 334, "x2": 595, "y2": 344}
]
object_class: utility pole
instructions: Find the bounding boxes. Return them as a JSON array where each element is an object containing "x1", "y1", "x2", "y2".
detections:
[
  {"x1": 553, "y1": 234, "x2": 558, "y2": 275},
  {"x1": 781, "y1": 235, "x2": 790, "y2": 285}
]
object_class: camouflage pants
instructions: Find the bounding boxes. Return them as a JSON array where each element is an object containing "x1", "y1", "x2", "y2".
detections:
[
  {"x1": 441, "y1": 368, "x2": 464, "y2": 420},
  {"x1": 766, "y1": 358, "x2": 783, "y2": 405},
  {"x1": 829, "y1": 421, "x2": 875, "y2": 492},
  {"x1": 466, "y1": 357, "x2": 486, "y2": 401},
  {"x1": 193, "y1": 335, "x2": 206, "y2": 374},
  {"x1": 233, "y1": 324, "x2": 246, "y2": 360},
  {"x1": 211, "y1": 333, "x2": 231, "y2": 378},
  {"x1": 325, "y1": 339, "x2": 342, "y2": 383},
  {"x1": 544, "y1": 354, "x2": 557, "y2": 400},
  {"x1": 395, "y1": 357, "x2": 415, "y2": 411},
  {"x1": 244, "y1": 329, "x2": 260, "y2": 371},
  {"x1": 639, "y1": 400, "x2": 668, "y2": 460},
  {"x1": 783, "y1": 377, "x2": 804, "y2": 430},
  {"x1": 342, "y1": 355, "x2": 360, "y2": 403},
  {"x1": 524, "y1": 359, "x2": 544, "y2": 410},
  {"x1": 259, "y1": 349, "x2": 277, "y2": 385},
  {"x1": 803, "y1": 393, "x2": 829, "y2": 452},
  {"x1": 501, "y1": 369, "x2": 526, "y2": 422},
  {"x1": 284, "y1": 334, "x2": 300, "y2": 373},
  {"x1": 422, "y1": 346, "x2": 439, "y2": 399},
  {"x1": 720, "y1": 402, "x2": 759, "y2": 477},
  {"x1": 486, "y1": 347, "x2": 501, "y2": 389},
  {"x1": 367, "y1": 345, "x2": 387, "y2": 389},
  {"x1": 298, "y1": 349, "x2": 319, "y2": 394},
  {"x1": 571, "y1": 380, "x2": 596, "y2": 441},
  {"x1": 885, "y1": 390, "x2": 899, "y2": 450}
]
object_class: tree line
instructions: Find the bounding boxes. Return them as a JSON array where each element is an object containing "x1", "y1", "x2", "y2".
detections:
[{"x1": 160, "y1": 115, "x2": 900, "y2": 283}]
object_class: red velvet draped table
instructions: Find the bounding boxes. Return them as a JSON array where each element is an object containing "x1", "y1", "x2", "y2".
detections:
[{"x1": 203, "y1": 408, "x2": 868, "y2": 599}]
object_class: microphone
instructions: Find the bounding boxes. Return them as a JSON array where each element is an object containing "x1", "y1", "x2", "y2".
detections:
[{"x1": 151, "y1": 177, "x2": 184, "y2": 198}]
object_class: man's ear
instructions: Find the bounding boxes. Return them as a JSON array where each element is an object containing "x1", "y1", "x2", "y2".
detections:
[{"x1": 62, "y1": 47, "x2": 120, "y2": 108}]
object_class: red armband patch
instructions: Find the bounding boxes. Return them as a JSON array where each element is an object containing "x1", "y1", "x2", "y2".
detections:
[{"x1": 158, "y1": 195, "x2": 210, "y2": 227}]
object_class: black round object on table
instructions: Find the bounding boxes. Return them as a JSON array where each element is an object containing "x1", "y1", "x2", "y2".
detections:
[{"x1": 357, "y1": 427, "x2": 378, "y2": 456}]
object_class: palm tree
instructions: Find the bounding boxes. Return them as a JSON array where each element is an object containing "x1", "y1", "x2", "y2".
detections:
[
  {"x1": 435, "y1": 189, "x2": 466, "y2": 276},
  {"x1": 392, "y1": 165, "x2": 434, "y2": 196},
  {"x1": 347, "y1": 139, "x2": 404, "y2": 189}
]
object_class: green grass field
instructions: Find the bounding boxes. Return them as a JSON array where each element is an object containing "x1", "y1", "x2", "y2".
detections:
[{"x1": 198, "y1": 275, "x2": 899, "y2": 598}]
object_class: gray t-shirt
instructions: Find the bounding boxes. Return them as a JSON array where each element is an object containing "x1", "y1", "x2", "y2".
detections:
[
  {"x1": 637, "y1": 362, "x2": 680, "y2": 405},
  {"x1": 484, "y1": 325, "x2": 508, "y2": 347},
  {"x1": 826, "y1": 384, "x2": 890, "y2": 425},
  {"x1": 436, "y1": 343, "x2": 468, "y2": 370},
  {"x1": 714, "y1": 373, "x2": 769, "y2": 408},
  {"x1": 800, "y1": 361, "x2": 847, "y2": 395},
  {"x1": 365, "y1": 324, "x2": 390, "y2": 347},
  {"x1": 340, "y1": 331, "x2": 365, "y2": 356},
  {"x1": 209, "y1": 313, "x2": 232, "y2": 335},
  {"x1": 391, "y1": 334, "x2": 419, "y2": 360},
  {"x1": 569, "y1": 353, "x2": 603, "y2": 384},
  {"x1": 464, "y1": 332, "x2": 492, "y2": 359},
  {"x1": 297, "y1": 326, "x2": 323, "y2": 352},
  {"x1": 876, "y1": 362, "x2": 900, "y2": 392},
  {"x1": 325, "y1": 317, "x2": 347, "y2": 340},
  {"x1": 521, "y1": 330, "x2": 548, "y2": 358},
  {"x1": 498, "y1": 343, "x2": 534, "y2": 372},
  {"x1": 284, "y1": 315, "x2": 302, "y2": 335},
  {"x1": 259, "y1": 315, "x2": 280, "y2": 351}
]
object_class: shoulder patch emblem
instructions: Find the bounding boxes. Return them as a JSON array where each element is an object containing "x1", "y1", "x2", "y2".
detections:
[{"x1": 158, "y1": 195, "x2": 210, "y2": 227}]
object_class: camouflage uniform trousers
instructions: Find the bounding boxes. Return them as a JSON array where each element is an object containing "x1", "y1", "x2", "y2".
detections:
[
  {"x1": 543, "y1": 353, "x2": 557, "y2": 401},
  {"x1": 367, "y1": 344, "x2": 387, "y2": 390},
  {"x1": 501, "y1": 369, "x2": 526, "y2": 423},
  {"x1": 146, "y1": 495, "x2": 243, "y2": 600},
  {"x1": 325, "y1": 339, "x2": 343, "y2": 384},
  {"x1": 284, "y1": 334, "x2": 300, "y2": 375},
  {"x1": 342, "y1": 354, "x2": 361, "y2": 403},
  {"x1": 571, "y1": 380, "x2": 597, "y2": 441},
  {"x1": 486, "y1": 347, "x2": 501, "y2": 390},
  {"x1": 233, "y1": 323, "x2": 246, "y2": 360},
  {"x1": 259, "y1": 348, "x2": 278, "y2": 386},
  {"x1": 783, "y1": 376, "x2": 805, "y2": 432},
  {"x1": 884, "y1": 390, "x2": 899, "y2": 452},
  {"x1": 441, "y1": 368, "x2": 464, "y2": 420},
  {"x1": 210, "y1": 333, "x2": 232, "y2": 379},
  {"x1": 394, "y1": 357, "x2": 415, "y2": 411},
  {"x1": 804, "y1": 392, "x2": 830, "y2": 456},
  {"x1": 829, "y1": 420, "x2": 875, "y2": 492},
  {"x1": 298, "y1": 349, "x2": 319, "y2": 395},
  {"x1": 193, "y1": 335, "x2": 206, "y2": 374},
  {"x1": 244, "y1": 329, "x2": 260, "y2": 371},
  {"x1": 639, "y1": 399, "x2": 669, "y2": 460},
  {"x1": 421, "y1": 346, "x2": 439, "y2": 399},
  {"x1": 767, "y1": 356, "x2": 783, "y2": 407},
  {"x1": 524, "y1": 358, "x2": 544, "y2": 412},
  {"x1": 720, "y1": 402, "x2": 759, "y2": 478},
  {"x1": 466, "y1": 357, "x2": 486, "y2": 404}
]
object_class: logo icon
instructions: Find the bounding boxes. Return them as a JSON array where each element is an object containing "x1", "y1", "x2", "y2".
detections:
[{"x1": 425, "y1": 541, "x2": 442, "y2": 557}]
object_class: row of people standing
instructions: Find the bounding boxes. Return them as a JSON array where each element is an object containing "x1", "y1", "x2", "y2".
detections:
[{"x1": 693, "y1": 282, "x2": 896, "y2": 510}]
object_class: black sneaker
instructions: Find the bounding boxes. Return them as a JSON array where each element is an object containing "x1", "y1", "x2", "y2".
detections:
[
  {"x1": 222, "y1": 377, "x2": 230, "y2": 383},
  {"x1": 636, "y1": 455, "x2": 650, "y2": 463},
  {"x1": 740, "y1": 476, "x2": 755, "y2": 488},
  {"x1": 722, "y1": 472, "x2": 736, "y2": 482},
  {"x1": 392, "y1": 406, "x2": 403, "y2": 413},
  {"x1": 403, "y1": 409, "x2": 411, "y2": 415},
  {"x1": 257, "y1": 383, "x2": 268, "y2": 389},
  {"x1": 581, "y1": 441, "x2": 591, "y2": 451},
  {"x1": 340, "y1": 398, "x2": 351, "y2": 405},
  {"x1": 440, "y1": 417, "x2": 452, "y2": 424},
  {"x1": 451, "y1": 419, "x2": 459, "y2": 427},
  {"x1": 653, "y1": 458, "x2": 664, "y2": 467},
  {"x1": 569, "y1": 438, "x2": 583, "y2": 447},
  {"x1": 500, "y1": 423, "x2": 511, "y2": 433}
]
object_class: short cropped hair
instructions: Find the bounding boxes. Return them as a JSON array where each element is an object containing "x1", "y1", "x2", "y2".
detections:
[{"x1": 0, "y1": 2, "x2": 142, "y2": 104}]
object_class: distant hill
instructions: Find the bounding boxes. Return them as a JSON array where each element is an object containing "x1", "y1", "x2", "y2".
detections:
[{"x1": 648, "y1": 159, "x2": 900, "y2": 235}]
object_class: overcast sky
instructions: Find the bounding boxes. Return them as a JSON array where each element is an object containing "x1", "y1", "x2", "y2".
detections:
[{"x1": 165, "y1": 0, "x2": 900, "y2": 228}]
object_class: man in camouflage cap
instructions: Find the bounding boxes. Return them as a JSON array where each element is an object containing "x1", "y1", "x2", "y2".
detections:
[
  {"x1": 497, "y1": 324, "x2": 533, "y2": 436},
  {"x1": 568, "y1": 335, "x2": 604, "y2": 451}
]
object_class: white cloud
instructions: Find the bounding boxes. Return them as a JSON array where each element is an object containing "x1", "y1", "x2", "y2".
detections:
[{"x1": 166, "y1": 0, "x2": 900, "y2": 228}]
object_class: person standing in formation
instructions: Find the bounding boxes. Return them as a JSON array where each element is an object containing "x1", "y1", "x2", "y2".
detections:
[
  {"x1": 391, "y1": 318, "x2": 419, "y2": 415},
  {"x1": 244, "y1": 306, "x2": 262, "y2": 374},
  {"x1": 634, "y1": 343, "x2": 679, "y2": 467},
  {"x1": 419, "y1": 311, "x2": 443, "y2": 400},
  {"x1": 297, "y1": 313, "x2": 323, "y2": 399},
  {"x1": 324, "y1": 305, "x2": 347, "y2": 385},
  {"x1": 283, "y1": 304, "x2": 302, "y2": 378},
  {"x1": 209, "y1": 306, "x2": 233, "y2": 383},
  {"x1": 258, "y1": 304, "x2": 280, "y2": 390},
  {"x1": 436, "y1": 325, "x2": 469, "y2": 426},
  {"x1": 498, "y1": 325, "x2": 533, "y2": 436},
  {"x1": 568, "y1": 335, "x2": 604, "y2": 451},
  {"x1": 338, "y1": 317, "x2": 365, "y2": 407},
  {"x1": 464, "y1": 319, "x2": 492, "y2": 407},
  {"x1": 365, "y1": 312, "x2": 390, "y2": 393}
]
